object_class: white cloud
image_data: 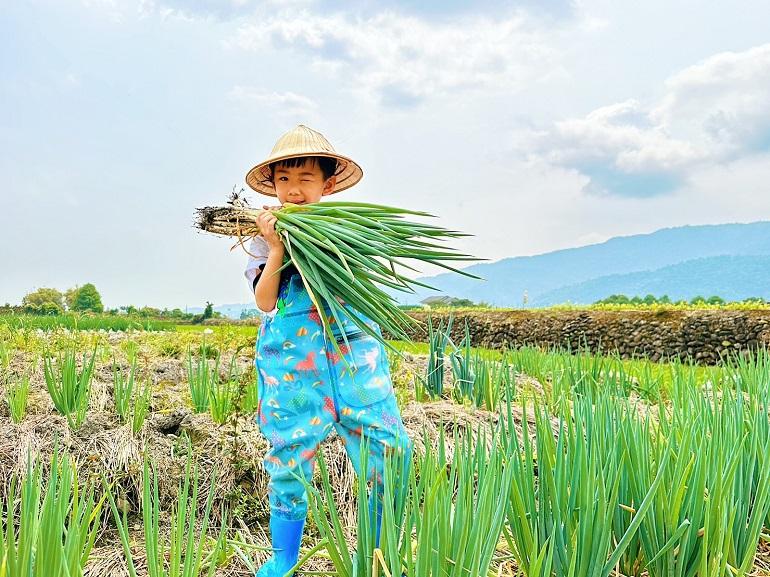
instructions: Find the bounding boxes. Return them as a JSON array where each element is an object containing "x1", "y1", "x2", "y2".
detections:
[
  {"x1": 227, "y1": 87, "x2": 319, "y2": 121},
  {"x1": 537, "y1": 99, "x2": 705, "y2": 170},
  {"x1": 136, "y1": 0, "x2": 262, "y2": 20},
  {"x1": 10, "y1": 0, "x2": 770, "y2": 309},
  {"x1": 81, "y1": 0, "x2": 119, "y2": 8},
  {"x1": 81, "y1": 0, "x2": 126, "y2": 22},
  {"x1": 231, "y1": 8, "x2": 562, "y2": 106},
  {"x1": 525, "y1": 43, "x2": 770, "y2": 195},
  {"x1": 63, "y1": 72, "x2": 80, "y2": 88},
  {"x1": 80, "y1": 0, "x2": 314, "y2": 23},
  {"x1": 653, "y1": 43, "x2": 770, "y2": 158}
]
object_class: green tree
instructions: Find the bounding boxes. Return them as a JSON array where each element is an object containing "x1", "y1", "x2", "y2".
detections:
[
  {"x1": 450, "y1": 298, "x2": 476, "y2": 307},
  {"x1": 64, "y1": 287, "x2": 79, "y2": 311},
  {"x1": 40, "y1": 301, "x2": 63, "y2": 315},
  {"x1": 203, "y1": 301, "x2": 214, "y2": 320},
  {"x1": 22, "y1": 288, "x2": 64, "y2": 313},
  {"x1": 71, "y1": 284, "x2": 104, "y2": 313},
  {"x1": 241, "y1": 308, "x2": 259, "y2": 320},
  {"x1": 743, "y1": 297, "x2": 766, "y2": 304},
  {"x1": 139, "y1": 306, "x2": 161, "y2": 318},
  {"x1": 596, "y1": 294, "x2": 632, "y2": 304}
]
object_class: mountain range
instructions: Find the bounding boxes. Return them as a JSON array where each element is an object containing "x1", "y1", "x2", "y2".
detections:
[
  {"x1": 399, "y1": 220, "x2": 770, "y2": 307},
  {"x1": 205, "y1": 221, "x2": 770, "y2": 317}
]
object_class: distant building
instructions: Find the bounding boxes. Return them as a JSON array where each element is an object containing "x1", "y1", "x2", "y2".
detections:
[{"x1": 420, "y1": 295, "x2": 465, "y2": 307}]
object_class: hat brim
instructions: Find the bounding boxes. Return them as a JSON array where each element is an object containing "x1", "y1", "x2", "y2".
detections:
[{"x1": 245, "y1": 152, "x2": 363, "y2": 197}]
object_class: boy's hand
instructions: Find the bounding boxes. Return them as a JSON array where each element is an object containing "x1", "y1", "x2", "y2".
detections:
[{"x1": 258, "y1": 205, "x2": 284, "y2": 250}]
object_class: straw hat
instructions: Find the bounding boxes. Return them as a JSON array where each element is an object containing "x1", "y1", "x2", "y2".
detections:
[{"x1": 245, "y1": 125, "x2": 364, "y2": 196}]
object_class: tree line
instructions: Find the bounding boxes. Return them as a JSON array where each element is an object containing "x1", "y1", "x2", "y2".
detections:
[
  {"x1": 16, "y1": 285, "x2": 104, "y2": 315},
  {"x1": 594, "y1": 294, "x2": 768, "y2": 305},
  {"x1": 3, "y1": 286, "x2": 221, "y2": 323}
]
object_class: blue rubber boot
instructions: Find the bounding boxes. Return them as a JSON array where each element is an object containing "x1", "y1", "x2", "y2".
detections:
[{"x1": 256, "y1": 516, "x2": 305, "y2": 577}]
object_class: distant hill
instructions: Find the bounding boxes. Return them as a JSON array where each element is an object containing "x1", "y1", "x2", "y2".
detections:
[
  {"x1": 532, "y1": 255, "x2": 770, "y2": 306},
  {"x1": 204, "y1": 221, "x2": 770, "y2": 316},
  {"x1": 394, "y1": 221, "x2": 770, "y2": 307}
]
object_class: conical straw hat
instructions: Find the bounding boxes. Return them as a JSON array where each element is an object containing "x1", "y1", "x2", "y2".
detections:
[{"x1": 245, "y1": 125, "x2": 364, "y2": 196}]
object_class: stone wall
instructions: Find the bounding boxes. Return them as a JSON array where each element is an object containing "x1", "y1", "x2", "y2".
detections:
[{"x1": 399, "y1": 310, "x2": 770, "y2": 364}]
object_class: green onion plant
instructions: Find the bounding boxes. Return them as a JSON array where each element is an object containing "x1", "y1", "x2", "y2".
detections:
[
  {"x1": 470, "y1": 352, "x2": 511, "y2": 411},
  {"x1": 420, "y1": 314, "x2": 453, "y2": 399},
  {"x1": 209, "y1": 353, "x2": 239, "y2": 424},
  {"x1": 131, "y1": 379, "x2": 152, "y2": 434},
  {"x1": 187, "y1": 344, "x2": 219, "y2": 413},
  {"x1": 113, "y1": 357, "x2": 137, "y2": 423},
  {"x1": 504, "y1": 396, "x2": 670, "y2": 577},
  {"x1": 629, "y1": 377, "x2": 770, "y2": 577},
  {"x1": 5, "y1": 373, "x2": 30, "y2": 424},
  {"x1": 42, "y1": 347, "x2": 96, "y2": 429},
  {"x1": 104, "y1": 444, "x2": 228, "y2": 577},
  {"x1": 0, "y1": 444, "x2": 104, "y2": 577},
  {"x1": 305, "y1": 424, "x2": 514, "y2": 577},
  {"x1": 120, "y1": 339, "x2": 139, "y2": 364},
  {"x1": 0, "y1": 338, "x2": 10, "y2": 372},
  {"x1": 450, "y1": 319, "x2": 474, "y2": 402}
]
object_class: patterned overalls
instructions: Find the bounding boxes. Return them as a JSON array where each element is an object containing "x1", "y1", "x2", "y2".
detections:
[{"x1": 255, "y1": 269, "x2": 412, "y2": 521}]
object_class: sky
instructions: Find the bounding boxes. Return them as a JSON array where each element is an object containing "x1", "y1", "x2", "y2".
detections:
[{"x1": 2, "y1": 0, "x2": 770, "y2": 310}]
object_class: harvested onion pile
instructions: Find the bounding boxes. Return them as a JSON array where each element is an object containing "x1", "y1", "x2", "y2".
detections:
[{"x1": 196, "y1": 200, "x2": 481, "y2": 348}]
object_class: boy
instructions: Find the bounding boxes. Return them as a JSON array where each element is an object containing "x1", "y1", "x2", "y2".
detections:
[{"x1": 244, "y1": 125, "x2": 412, "y2": 577}]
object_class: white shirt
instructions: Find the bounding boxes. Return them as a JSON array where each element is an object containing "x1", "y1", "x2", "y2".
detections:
[{"x1": 244, "y1": 236, "x2": 278, "y2": 317}]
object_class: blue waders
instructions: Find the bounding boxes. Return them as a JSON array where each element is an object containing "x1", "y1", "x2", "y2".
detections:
[{"x1": 254, "y1": 271, "x2": 412, "y2": 576}]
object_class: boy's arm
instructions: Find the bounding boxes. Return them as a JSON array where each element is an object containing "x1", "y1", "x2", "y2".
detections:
[
  {"x1": 254, "y1": 243, "x2": 286, "y2": 313},
  {"x1": 252, "y1": 207, "x2": 285, "y2": 313}
]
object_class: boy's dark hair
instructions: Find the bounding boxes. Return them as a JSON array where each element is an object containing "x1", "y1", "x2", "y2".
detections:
[{"x1": 269, "y1": 156, "x2": 338, "y2": 182}]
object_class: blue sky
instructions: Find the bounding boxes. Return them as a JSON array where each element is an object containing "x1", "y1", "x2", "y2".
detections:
[{"x1": 2, "y1": 0, "x2": 770, "y2": 309}]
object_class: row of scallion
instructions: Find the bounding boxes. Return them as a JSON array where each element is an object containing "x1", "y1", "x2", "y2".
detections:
[
  {"x1": 2, "y1": 341, "x2": 125, "y2": 428},
  {"x1": 186, "y1": 339, "x2": 258, "y2": 422},
  {"x1": 0, "y1": 445, "x2": 103, "y2": 576},
  {"x1": 3, "y1": 348, "x2": 770, "y2": 574},
  {"x1": 0, "y1": 313, "x2": 176, "y2": 331},
  {"x1": 0, "y1": 438, "x2": 227, "y2": 577},
  {"x1": 506, "y1": 383, "x2": 770, "y2": 577},
  {"x1": 39, "y1": 346, "x2": 153, "y2": 431},
  {"x1": 0, "y1": 340, "x2": 259, "y2": 429},
  {"x1": 418, "y1": 315, "x2": 763, "y2": 412},
  {"x1": 104, "y1": 442, "x2": 229, "y2": 577},
  {"x1": 301, "y1": 366, "x2": 770, "y2": 576}
]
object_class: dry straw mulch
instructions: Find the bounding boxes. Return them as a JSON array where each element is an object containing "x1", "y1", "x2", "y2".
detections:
[{"x1": 0, "y1": 350, "x2": 547, "y2": 576}]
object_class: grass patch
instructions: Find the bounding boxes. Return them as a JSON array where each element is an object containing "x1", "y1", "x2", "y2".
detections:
[
  {"x1": 175, "y1": 324, "x2": 257, "y2": 336},
  {"x1": 0, "y1": 314, "x2": 175, "y2": 331},
  {"x1": 389, "y1": 340, "x2": 727, "y2": 404}
]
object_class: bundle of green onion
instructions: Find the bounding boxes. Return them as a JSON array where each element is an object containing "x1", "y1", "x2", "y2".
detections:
[{"x1": 196, "y1": 200, "x2": 481, "y2": 350}]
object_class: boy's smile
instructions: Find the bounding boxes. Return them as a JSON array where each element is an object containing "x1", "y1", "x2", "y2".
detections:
[{"x1": 273, "y1": 159, "x2": 337, "y2": 206}]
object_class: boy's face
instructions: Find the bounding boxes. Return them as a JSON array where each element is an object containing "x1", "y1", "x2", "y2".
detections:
[{"x1": 272, "y1": 159, "x2": 336, "y2": 206}]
